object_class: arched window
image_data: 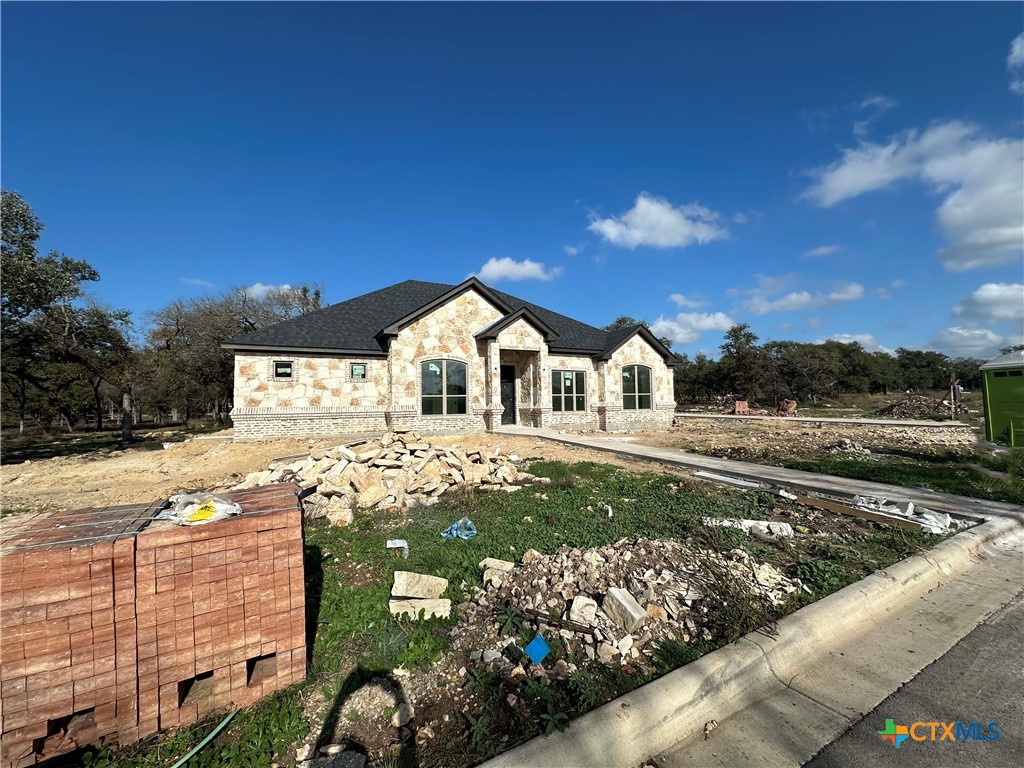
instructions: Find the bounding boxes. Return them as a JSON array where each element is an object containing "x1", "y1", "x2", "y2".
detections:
[
  {"x1": 421, "y1": 360, "x2": 468, "y2": 415},
  {"x1": 622, "y1": 365, "x2": 652, "y2": 410}
]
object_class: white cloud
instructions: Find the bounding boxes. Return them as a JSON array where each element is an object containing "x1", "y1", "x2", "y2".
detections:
[
  {"x1": 853, "y1": 94, "x2": 897, "y2": 136},
  {"x1": 733, "y1": 212, "x2": 748, "y2": 224},
  {"x1": 875, "y1": 287, "x2": 891, "y2": 300},
  {"x1": 802, "y1": 244, "x2": 841, "y2": 258},
  {"x1": 563, "y1": 244, "x2": 582, "y2": 255},
  {"x1": 931, "y1": 326, "x2": 1006, "y2": 359},
  {"x1": 668, "y1": 293, "x2": 705, "y2": 309},
  {"x1": 180, "y1": 277, "x2": 216, "y2": 289},
  {"x1": 803, "y1": 121, "x2": 1024, "y2": 271},
  {"x1": 588, "y1": 193, "x2": 728, "y2": 249},
  {"x1": 817, "y1": 333, "x2": 893, "y2": 354},
  {"x1": 743, "y1": 281, "x2": 864, "y2": 314},
  {"x1": 746, "y1": 291, "x2": 815, "y2": 314},
  {"x1": 953, "y1": 282, "x2": 1024, "y2": 323},
  {"x1": 472, "y1": 257, "x2": 563, "y2": 283},
  {"x1": 245, "y1": 282, "x2": 291, "y2": 299},
  {"x1": 890, "y1": 279, "x2": 905, "y2": 288},
  {"x1": 827, "y1": 283, "x2": 864, "y2": 301},
  {"x1": 651, "y1": 311, "x2": 735, "y2": 345},
  {"x1": 1009, "y1": 33, "x2": 1024, "y2": 94},
  {"x1": 807, "y1": 317, "x2": 823, "y2": 329}
]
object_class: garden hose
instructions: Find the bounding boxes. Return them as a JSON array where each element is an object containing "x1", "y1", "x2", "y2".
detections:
[{"x1": 169, "y1": 709, "x2": 238, "y2": 768}]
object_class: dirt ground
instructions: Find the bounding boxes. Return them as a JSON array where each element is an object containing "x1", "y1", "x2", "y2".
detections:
[
  {"x1": 624, "y1": 418, "x2": 977, "y2": 459},
  {"x1": 0, "y1": 420, "x2": 981, "y2": 516},
  {"x1": 0, "y1": 432, "x2": 690, "y2": 515}
]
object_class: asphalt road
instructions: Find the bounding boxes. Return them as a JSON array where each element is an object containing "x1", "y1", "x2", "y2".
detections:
[{"x1": 804, "y1": 591, "x2": 1024, "y2": 768}]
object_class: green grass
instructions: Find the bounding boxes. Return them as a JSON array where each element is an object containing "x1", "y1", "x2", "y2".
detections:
[
  {"x1": 85, "y1": 459, "x2": 948, "y2": 768},
  {"x1": 782, "y1": 450, "x2": 1024, "y2": 505}
]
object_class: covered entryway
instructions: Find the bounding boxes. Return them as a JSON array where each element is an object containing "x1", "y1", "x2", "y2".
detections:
[{"x1": 500, "y1": 365, "x2": 517, "y2": 425}]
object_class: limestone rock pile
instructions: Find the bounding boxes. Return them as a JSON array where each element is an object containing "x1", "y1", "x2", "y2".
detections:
[
  {"x1": 453, "y1": 538, "x2": 805, "y2": 675},
  {"x1": 231, "y1": 429, "x2": 544, "y2": 526}
]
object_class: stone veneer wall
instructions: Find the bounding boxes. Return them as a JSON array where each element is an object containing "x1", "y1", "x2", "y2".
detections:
[
  {"x1": 547, "y1": 353, "x2": 601, "y2": 430},
  {"x1": 232, "y1": 353, "x2": 390, "y2": 439},
  {"x1": 601, "y1": 335, "x2": 675, "y2": 431},
  {"x1": 386, "y1": 289, "x2": 503, "y2": 433}
]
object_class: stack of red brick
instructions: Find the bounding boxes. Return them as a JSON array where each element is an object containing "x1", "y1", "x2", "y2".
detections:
[{"x1": 0, "y1": 484, "x2": 306, "y2": 767}]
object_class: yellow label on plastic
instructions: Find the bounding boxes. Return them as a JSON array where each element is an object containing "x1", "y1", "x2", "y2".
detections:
[{"x1": 186, "y1": 501, "x2": 217, "y2": 521}]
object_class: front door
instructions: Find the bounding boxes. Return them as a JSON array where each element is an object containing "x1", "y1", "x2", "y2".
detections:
[{"x1": 500, "y1": 365, "x2": 516, "y2": 425}]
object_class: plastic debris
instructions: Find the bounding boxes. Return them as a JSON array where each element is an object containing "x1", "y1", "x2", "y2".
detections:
[
  {"x1": 158, "y1": 493, "x2": 242, "y2": 526},
  {"x1": 441, "y1": 517, "x2": 477, "y2": 540},
  {"x1": 524, "y1": 634, "x2": 551, "y2": 665},
  {"x1": 386, "y1": 539, "x2": 409, "y2": 558}
]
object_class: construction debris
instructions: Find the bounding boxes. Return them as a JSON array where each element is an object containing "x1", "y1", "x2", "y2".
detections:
[
  {"x1": 876, "y1": 395, "x2": 964, "y2": 420},
  {"x1": 730, "y1": 400, "x2": 752, "y2": 415},
  {"x1": 231, "y1": 430, "x2": 544, "y2": 523},
  {"x1": 851, "y1": 496, "x2": 962, "y2": 534},
  {"x1": 452, "y1": 538, "x2": 805, "y2": 675},
  {"x1": 389, "y1": 571, "x2": 451, "y2": 619},
  {"x1": 827, "y1": 438, "x2": 871, "y2": 454},
  {"x1": 693, "y1": 470, "x2": 765, "y2": 489},
  {"x1": 775, "y1": 399, "x2": 798, "y2": 416},
  {"x1": 701, "y1": 517, "x2": 795, "y2": 539}
]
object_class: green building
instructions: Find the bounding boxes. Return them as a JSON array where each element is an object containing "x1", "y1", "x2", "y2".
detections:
[{"x1": 980, "y1": 349, "x2": 1024, "y2": 446}]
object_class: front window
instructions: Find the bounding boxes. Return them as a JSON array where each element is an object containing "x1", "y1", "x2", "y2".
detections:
[
  {"x1": 622, "y1": 365, "x2": 652, "y2": 409},
  {"x1": 552, "y1": 370, "x2": 586, "y2": 412},
  {"x1": 274, "y1": 361, "x2": 293, "y2": 378},
  {"x1": 350, "y1": 363, "x2": 367, "y2": 380},
  {"x1": 421, "y1": 360, "x2": 467, "y2": 415}
]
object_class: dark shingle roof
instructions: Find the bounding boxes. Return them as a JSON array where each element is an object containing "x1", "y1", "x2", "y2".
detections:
[{"x1": 223, "y1": 279, "x2": 673, "y2": 361}]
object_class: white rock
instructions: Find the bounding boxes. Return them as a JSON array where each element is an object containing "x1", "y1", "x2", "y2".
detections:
[
  {"x1": 479, "y1": 557, "x2": 515, "y2": 572},
  {"x1": 604, "y1": 587, "x2": 647, "y2": 633},
  {"x1": 392, "y1": 571, "x2": 448, "y2": 599},
  {"x1": 568, "y1": 595, "x2": 599, "y2": 626},
  {"x1": 388, "y1": 599, "x2": 451, "y2": 620}
]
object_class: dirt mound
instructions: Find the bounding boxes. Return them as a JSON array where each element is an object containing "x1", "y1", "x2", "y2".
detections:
[{"x1": 875, "y1": 395, "x2": 956, "y2": 420}]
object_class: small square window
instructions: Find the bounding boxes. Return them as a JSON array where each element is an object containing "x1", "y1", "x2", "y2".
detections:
[
  {"x1": 351, "y1": 363, "x2": 367, "y2": 380},
  {"x1": 274, "y1": 361, "x2": 292, "y2": 378}
]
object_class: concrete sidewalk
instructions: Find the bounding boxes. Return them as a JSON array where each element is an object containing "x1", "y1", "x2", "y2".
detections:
[
  {"x1": 495, "y1": 426, "x2": 1022, "y2": 520},
  {"x1": 674, "y1": 412, "x2": 969, "y2": 428}
]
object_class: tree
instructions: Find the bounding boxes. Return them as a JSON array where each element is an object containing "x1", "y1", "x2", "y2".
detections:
[
  {"x1": 999, "y1": 344, "x2": 1024, "y2": 355},
  {"x1": 895, "y1": 348, "x2": 951, "y2": 391},
  {"x1": 602, "y1": 316, "x2": 673, "y2": 351},
  {"x1": 1, "y1": 190, "x2": 118, "y2": 434},
  {"x1": 143, "y1": 283, "x2": 324, "y2": 427},
  {"x1": 718, "y1": 324, "x2": 765, "y2": 402}
]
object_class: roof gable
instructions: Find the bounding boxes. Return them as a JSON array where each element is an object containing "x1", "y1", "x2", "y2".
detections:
[
  {"x1": 474, "y1": 307, "x2": 559, "y2": 342},
  {"x1": 598, "y1": 323, "x2": 676, "y2": 365},
  {"x1": 378, "y1": 278, "x2": 513, "y2": 337}
]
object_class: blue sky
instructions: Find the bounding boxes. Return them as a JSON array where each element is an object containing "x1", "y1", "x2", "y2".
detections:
[{"x1": 3, "y1": 2, "x2": 1022, "y2": 359}]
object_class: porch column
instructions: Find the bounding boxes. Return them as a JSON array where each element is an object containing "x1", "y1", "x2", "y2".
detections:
[
  {"x1": 537, "y1": 343, "x2": 551, "y2": 428},
  {"x1": 487, "y1": 339, "x2": 501, "y2": 429}
]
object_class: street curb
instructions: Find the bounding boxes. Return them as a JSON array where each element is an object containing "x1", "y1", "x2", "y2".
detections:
[{"x1": 478, "y1": 512, "x2": 1023, "y2": 768}]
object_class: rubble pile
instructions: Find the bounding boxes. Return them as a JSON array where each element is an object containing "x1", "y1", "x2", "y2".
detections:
[
  {"x1": 452, "y1": 538, "x2": 805, "y2": 675},
  {"x1": 827, "y1": 438, "x2": 871, "y2": 454},
  {"x1": 231, "y1": 430, "x2": 545, "y2": 526},
  {"x1": 876, "y1": 395, "x2": 963, "y2": 420}
]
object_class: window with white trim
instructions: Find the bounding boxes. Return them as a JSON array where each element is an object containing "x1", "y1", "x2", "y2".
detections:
[
  {"x1": 622, "y1": 365, "x2": 652, "y2": 409},
  {"x1": 350, "y1": 363, "x2": 367, "y2": 380},
  {"x1": 551, "y1": 370, "x2": 586, "y2": 412},
  {"x1": 421, "y1": 360, "x2": 468, "y2": 415}
]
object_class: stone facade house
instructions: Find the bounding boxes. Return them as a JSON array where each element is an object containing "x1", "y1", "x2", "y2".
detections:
[{"x1": 224, "y1": 278, "x2": 676, "y2": 439}]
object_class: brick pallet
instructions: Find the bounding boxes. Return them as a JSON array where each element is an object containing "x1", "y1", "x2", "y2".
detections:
[{"x1": 0, "y1": 484, "x2": 306, "y2": 767}]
